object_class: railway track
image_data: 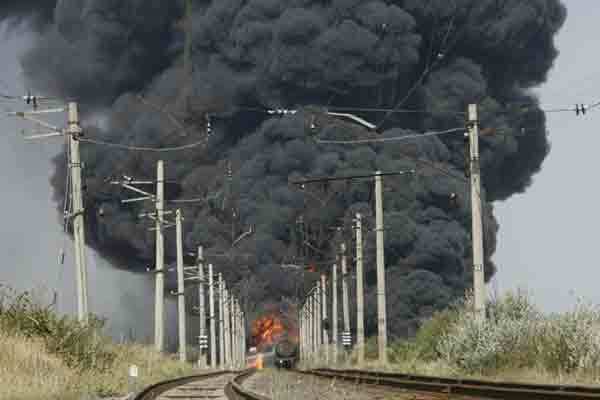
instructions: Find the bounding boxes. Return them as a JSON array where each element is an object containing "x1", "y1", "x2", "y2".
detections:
[
  {"x1": 132, "y1": 369, "x2": 268, "y2": 400},
  {"x1": 300, "y1": 368, "x2": 600, "y2": 399}
]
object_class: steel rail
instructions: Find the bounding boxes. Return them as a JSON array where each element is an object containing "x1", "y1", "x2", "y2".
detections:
[
  {"x1": 300, "y1": 368, "x2": 600, "y2": 400},
  {"x1": 133, "y1": 369, "x2": 266, "y2": 400},
  {"x1": 226, "y1": 369, "x2": 272, "y2": 400}
]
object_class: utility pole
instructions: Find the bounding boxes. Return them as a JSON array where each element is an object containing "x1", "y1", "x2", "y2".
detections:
[
  {"x1": 375, "y1": 170, "x2": 388, "y2": 364},
  {"x1": 341, "y1": 242, "x2": 351, "y2": 360},
  {"x1": 233, "y1": 299, "x2": 239, "y2": 368},
  {"x1": 155, "y1": 161, "x2": 166, "y2": 352},
  {"x1": 175, "y1": 210, "x2": 187, "y2": 362},
  {"x1": 109, "y1": 161, "x2": 169, "y2": 351},
  {"x1": 224, "y1": 288, "x2": 231, "y2": 368},
  {"x1": 312, "y1": 286, "x2": 321, "y2": 360},
  {"x1": 468, "y1": 104, "x2": 486, "y2": 320},
  {"x1": 299, "y1": 308, "x2": 304, "y2": 362},
  {"x1": 321, "y1": 274, "x2": 329, "y2": 363},
  {"x1": 355, "y1": 213, "x2": 365, "y2": 365},
  {"x1": 306, "y1": 294, "x2": 315, "y2": 359},
  {"x1": 208, "y1": 264, "x2": 216, "y2": 368},
  {"x1": 11, "y1": 101, "x2": 90, "y2": 323},
  {"x1": 68, "y1": 102, "x2": 89, "y2": 324},
  {"x1": 218, "y1": 273, "x2": 225, "y2": 368},
  {"x1": 315, "y1": 284, "x2": 322, "y2": 359},
  {"x1": 231, "y1": 296, "x2": 237, "y2": 369},
  {"x1": 197, "y1": 247, "x2": 207, "y2": 368},
  {"x1": 231, "y1": 299, "x2": 237, "y2": 369},
  {"x1": 331, "y1": 263, "x2": 338, "y2": 363},
  {"x1": 240, "y1": 308, "x2": 246, "y2": 367}
]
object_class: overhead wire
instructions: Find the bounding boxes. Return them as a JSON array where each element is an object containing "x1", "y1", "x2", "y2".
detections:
[
  {"x1": 325, "y1": 105, "x2": 465, "y2": 116},
  {"x1": 315, "y1": 127, "x2": 465, "y2": 145},
  {"x1": 376, "y1": 11, "x2": 460, "y2": 129},
  {"x1": 78, "y1": 137, "x2": 208, "y2": 152}
]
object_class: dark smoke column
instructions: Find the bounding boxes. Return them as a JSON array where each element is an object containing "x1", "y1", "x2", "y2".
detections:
[{"x1": 2, "y1": 0, "x2": 566, "y2": 338}]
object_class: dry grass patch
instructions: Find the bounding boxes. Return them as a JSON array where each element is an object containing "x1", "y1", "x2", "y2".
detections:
[
  {"x1": 0, "y1": 333, "x2": 79, "y2": 400},
  {"x1": 0, "y1": 286, "x2": 197, "y2": 399}
]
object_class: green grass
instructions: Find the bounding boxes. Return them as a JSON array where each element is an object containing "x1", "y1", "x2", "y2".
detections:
[
  {"x1": 0, "y1": 285, "x2": 196, "y2": 399},
  {"x1": 343, "y1": 291, "x2": 600, "y2": 385}
]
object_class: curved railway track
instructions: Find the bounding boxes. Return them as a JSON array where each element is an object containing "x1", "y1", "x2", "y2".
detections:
[
  {"x1": 133, "y1": 369, "x2": 268, "y2": 400},
  {"x1": 129, "y1": 366, "x2": 600, "y2": 400},
  {"x1": 299, "y1": 368, "x2": 600, "y2": 399}
]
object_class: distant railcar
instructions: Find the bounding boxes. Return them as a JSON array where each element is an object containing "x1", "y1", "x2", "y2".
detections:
[{"x1": 274, "y1": 338, "x2": 298, "y2": 369}]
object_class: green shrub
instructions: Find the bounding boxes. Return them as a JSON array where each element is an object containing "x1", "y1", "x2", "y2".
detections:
[
  {"x1": 412, "y1": 308, "x2": 460, "y2": 361},
  {"x1": 0, "y1": 285, "x2": 115, "y2": 371}
]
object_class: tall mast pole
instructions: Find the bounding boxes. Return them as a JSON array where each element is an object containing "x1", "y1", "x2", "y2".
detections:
[
  {"x1": 208, "y1": 264, "x2": 216, "y2": 368},
  {"x1": 375, "y1": 170, "x2": 388, "y2": 364},
  {"x1": 175, "y1": 210, "x2": 187, "y2": 362},
  {"x1": 468, "y1": 104, "x2": 486, "y2": 320},
  {"x1": 355, "y1": 213, "x2": 365, "y2": 365},
  {"x1": 331, "y1": 263, "x2": 338, "y2": 363},
  {"x1": 197, "y1": 246, "x2": 207, "y2": 368},
  {"x1": 218, "y1": 273, "x2": 225, "y2": 368},
  {"x1": 154, "y1": 161, "x2": 165, "y2": 351},
  {"x1": 68, "y1": 102, "x2": 88, "y2": 324}
]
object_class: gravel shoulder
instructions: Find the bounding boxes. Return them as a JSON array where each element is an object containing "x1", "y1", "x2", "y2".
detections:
[{"x1": 243, "y1": 369, "x2": 443, "y2": 400}]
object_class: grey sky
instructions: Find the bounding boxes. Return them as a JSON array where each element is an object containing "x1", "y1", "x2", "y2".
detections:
[
  {"x1": 494, "y1": 0, "x2": 600, "y2": 312},
  {"x1": 0, "y1": 24, "x2": 178, "y2": 343},
  {"x1": 0, "y1": 0, "x2": 593, "y2": 330}
]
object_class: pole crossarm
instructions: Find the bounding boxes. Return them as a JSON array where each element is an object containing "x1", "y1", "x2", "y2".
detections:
[
  {"x1": 22, "y1": 131, "x2": 64, "y2": 140},
  {"x1": 9, "y1": 110, "x2": 63, "y2": 132},
  {"x1": 121, "y1": 196, "x2": 153, "y2": 203}
]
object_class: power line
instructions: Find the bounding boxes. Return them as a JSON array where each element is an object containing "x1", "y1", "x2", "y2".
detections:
[
  {"x1": 78, "y1": 137, "x2": 208, "y2": 152},
  {"x1": 315, "y1": 127, "x2": 465, "y2": 145},
  {"x1": 168, "y1": 197, "x2": 207, "y2": 204},
  {"x1": 291, "y1": 170, "x2": 414, "y2": 186},
  {"x1": 326, "y1": 105, "x2": 465, "y2": 116}
]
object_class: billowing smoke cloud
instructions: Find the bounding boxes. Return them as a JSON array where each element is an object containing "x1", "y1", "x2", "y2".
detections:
[{"x1": 3, "y1": 0, "x2": 566, "y2": 338}]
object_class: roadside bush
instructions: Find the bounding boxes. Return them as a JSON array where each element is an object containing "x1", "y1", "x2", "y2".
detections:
[
  {"x1": 0, "y1": 285, "x2": 195, "y2": 398},
  {"x1": 0, "y1": 285, "x2": 115, "y2": 371},
  {"x1": 437, "y1": 291, "x2": 541, "y2": 374},
  {"x1": 537, "y1": 301, "x2": 600, "y2": 375}
]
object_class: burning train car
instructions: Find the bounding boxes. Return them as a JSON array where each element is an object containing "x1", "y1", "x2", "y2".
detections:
[{"x1": 250, "y1": 312, "x2": 299, "y2": 369}]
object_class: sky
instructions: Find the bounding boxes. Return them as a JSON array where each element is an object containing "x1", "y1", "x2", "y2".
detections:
[
  {"x1": 0, "y1": 24, "x2": 178, "y2": 343},
  {"x1": 494, "y1": 0, "x2": 600, "y2": 312},
  {"x1": 0, "y1": 0, "x2": 595, "y2": 336}
]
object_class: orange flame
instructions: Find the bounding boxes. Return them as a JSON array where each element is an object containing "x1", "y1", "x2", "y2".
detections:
[{"x1": 251, "y1": 315, "x2": 285, "y2": 348}]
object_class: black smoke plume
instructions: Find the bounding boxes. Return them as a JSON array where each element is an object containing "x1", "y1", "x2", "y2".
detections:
[{"x1": 4, "y1": 0, "x2": 566, "y2": 339}]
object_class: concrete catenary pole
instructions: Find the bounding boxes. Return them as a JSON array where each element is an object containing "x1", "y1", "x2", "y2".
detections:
[
  {"x1": 175, "y1": 210, "x2": 187, "y2": 362},
  {"x1": 312, "y1": 288, "x2": 319, "y2": 355},
  {"x1": 241, "y1": 310, "x2": 246, "y2": 367},
  {"x1": 197, "y1": 246, "x2": 207, "y2": 368},
  {"x1": 321, "y1": 274, "x2": 329, "y2": 363},
  {"x1": 299, "y1": 308, "x2": 304, "y2": 361},
  {"x1": 154, "y1": 160, "x2": 165, "y2": 351},
  {"x1": 315, "y1": 284, "x2": 322, "y2": 357},
  {"x1": 218, "y1": 273, "x2": 225, "y2": 368},
  {"x1": 68, "y1": 102, "x2": 89, "y2": 324},
  {"x1": 355, "y1": 213, "x2": 365, "y2": 365},
  {"x1": 331, "y1": 263, "x2": 338, "y2": 363},
  {"x1": 468, "y1": 104, "x2": 486, "y2": 320},
  {"x1": 223, "y1": 288, "x2": 230, "y2": 368},
  {"x1": 307, "y1": 296, "x2": 313, "y2": 357},
  {"x1": 231, "y1": 299, "x2": 237, "y2": 369},
  {"x1": 375, "y1": 170, "x2": 388, "y2": 364},
  {"x1": 237, "y1": 301, "x2": 242, "y2": 368},
  {"x1": 208, "y1": 264, "x2": 216, "y2": 368},
  {"x1": 230, "y1": 297, "x2": 236, "y2": 369},
  {"x1": 341, "y1": 242, "x2": 351, "y2": 357}
]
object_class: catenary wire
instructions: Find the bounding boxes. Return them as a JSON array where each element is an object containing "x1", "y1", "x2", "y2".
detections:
[
  {"x1": 315, "y1": 127, "x2": 465, "y2": 145},
  {"x1": 78, "y1": 137, "x2": 208, "y2": 152}
]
